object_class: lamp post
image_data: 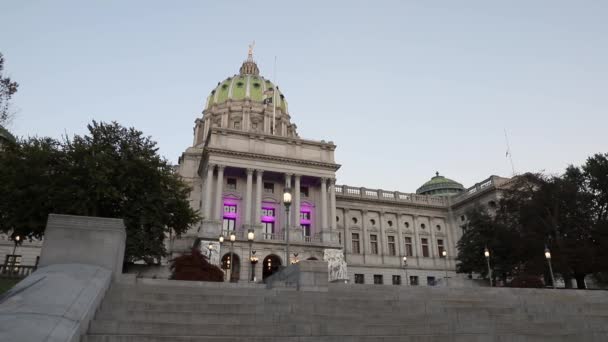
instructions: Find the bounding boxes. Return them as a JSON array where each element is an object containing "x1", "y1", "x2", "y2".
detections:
[
  {"x1": 484, "y1": 246, "x2": 493, "y2": 287},
  {"x1": 229, "y1": 232, "x2": 236, "y2": 282},
  {"x1": 544, "y1": 245, "x2": 556, "y2": 289},
  {"x1": 250, "y1": 250, "x2": 258, "y2": 282},
  {"x1": 11, "y1": 235, "x2": 20, "y2": 274},
  {"x1": 402, "y1": 256, "x2": 409, "y2": 286},
  {"x1": 218, "y1": 234, "x2": 224, "y2": 268},
  {"x1": 207, "y1": 242, "x2": 213, "y2": 259},
  {"x1": 247, "y1": 229, "x2": 254, "y2": 282},
  {"x1": 283, "y1": 187, "x2": 292, "y2": 266},
  {"x1": 442, "y1": 250, "x2": 448, "y2": 287}
]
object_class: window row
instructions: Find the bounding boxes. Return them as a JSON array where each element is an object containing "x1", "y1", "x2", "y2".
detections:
[
  {"x1": 351, "y1": 233, "x2": 446, "y2": 257},
  {"x1": 224, "y1": 178, "x2": 309, "y2": 197},
  {"x1": 353, "y1": 274, "x2": 439, "y2": 286},
  {"x1": 347, "y1": 217, "x2": 443, "y2": 231}
]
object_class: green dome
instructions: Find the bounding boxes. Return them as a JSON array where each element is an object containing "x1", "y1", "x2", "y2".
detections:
[
  {"x1": 416, "y1": 172, "x2": 464, "y2": 196},
  {"x1": 204, "y1": 59, "x2": 288, "y2": 113},
  {"x1": 0, "y1": 125, "x2": 16, "y2": 145}
]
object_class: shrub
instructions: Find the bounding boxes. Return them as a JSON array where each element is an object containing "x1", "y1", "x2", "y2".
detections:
[{"x1": 170, "y1": 248, "x2": 224, "y2": 282}]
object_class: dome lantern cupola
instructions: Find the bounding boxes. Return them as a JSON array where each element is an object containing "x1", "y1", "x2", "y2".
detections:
[
  {"x1": 416, "y1": 172, "x2": 464, "y2": 196},
  {"x1": 239, "y1": 42, "x2": 259, "y2": 76}
]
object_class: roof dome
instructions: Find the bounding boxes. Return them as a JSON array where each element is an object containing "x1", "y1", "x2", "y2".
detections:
[
  {"x1": 416, "y1": 172, "x2": 464, "y2": 196},
  {"x1": 203, "y1": 49, "x2": 288, "y2": 114}
]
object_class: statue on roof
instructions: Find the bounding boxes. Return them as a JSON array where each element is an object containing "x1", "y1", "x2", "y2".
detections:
[{"x1": 247, "y1": 40, "x2": 255, "y2": 60}]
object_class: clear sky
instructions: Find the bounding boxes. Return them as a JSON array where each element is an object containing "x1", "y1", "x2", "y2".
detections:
[{"x1": 1, "y1": 1, "x2": 607, "y2": 192}]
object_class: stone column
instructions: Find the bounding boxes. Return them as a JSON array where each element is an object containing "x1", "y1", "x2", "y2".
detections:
[
  {"x1": 284, "y1": 173, "x2": 292, "y2": 227},
  {"x1": 320, "y1": 178, "x2": 328, "y2": 229},
  {"x1": 329, "y1": 178, "x2": 337, "y2": 230},
  {"x1": 379, "y1": 211, "x2": 386, "y2": 263},
  {"x1": 203, "y1": 164, "x2": 215, "y2": 219},
  {"x1": 244, "y1": 168, "x2": 254, "y2": 226},
  {"x1": 294, "y1": 175, "x2": 301, "y2": 230},
  {"x1": 412, "y1": 215, "x2": 421, "y2": 266},
  {"x1": 215, "y1": 165, "x2": 225, "y2": 221},
  {"x1": 254, "y1": 170, "x2": 264, "y2": 225}
]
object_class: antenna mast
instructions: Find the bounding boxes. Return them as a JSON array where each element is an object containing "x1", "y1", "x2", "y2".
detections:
[
  {"x1": 504, "y1": 128, "x2": 516, "y2": 176},
  {"x1": 273, "y1": 56, "x2": 277, "y2": 135}
]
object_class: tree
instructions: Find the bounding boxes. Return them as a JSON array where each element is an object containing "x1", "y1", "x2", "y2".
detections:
[
  {"x1": 0, "y1": 121, "x2": 200, "y2": 265},
  {"x1": 0, "y1": 52, "x2": 19, "y2": 126},
  {"x1": 456, "y1": 162, "x2": 608, "y2": 289}
]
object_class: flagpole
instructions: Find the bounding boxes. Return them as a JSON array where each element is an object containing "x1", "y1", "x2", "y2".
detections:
[
  {"x1": 504, "y1": 128, "x2": 516, "y2": 176},
  {"x1": 273, "y1": 56, "x2": 277, "y2": 135}
]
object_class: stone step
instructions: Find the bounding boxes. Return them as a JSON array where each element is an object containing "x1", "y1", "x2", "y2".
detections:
[
  {"x1": 82, "y1": 333, "x2": 608, "y2": 342},
  {"x1": 93, "y1": 308, "x2": 607, "y2": 327},
  {"x1": 89, "y1": 318, "x2": 606, "y2": 338}
]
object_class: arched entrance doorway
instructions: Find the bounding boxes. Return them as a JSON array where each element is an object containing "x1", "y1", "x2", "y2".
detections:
[
  {"x1": 307, "y1": 257, "x2": 319, "y2": 260},
  {"x1": 262, "y1": 254, "x2": 282, "y2": 280},
  {"x1": 221, "y1": 253, "x2": 240, "y2": 282}
]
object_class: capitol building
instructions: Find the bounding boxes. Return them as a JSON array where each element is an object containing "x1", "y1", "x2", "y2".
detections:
[{"x1": 173, "y1": 49, "x2": 512, "y2": 286}]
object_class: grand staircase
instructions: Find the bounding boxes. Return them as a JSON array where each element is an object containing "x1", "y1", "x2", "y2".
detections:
[{"x1": 83, "y1": 279, "x2": 608, "y2": 342}]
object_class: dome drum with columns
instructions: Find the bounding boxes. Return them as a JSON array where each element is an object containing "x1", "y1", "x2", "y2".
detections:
[{"x1": 192, "y1": 52, "x2": 297, "y2": 147}]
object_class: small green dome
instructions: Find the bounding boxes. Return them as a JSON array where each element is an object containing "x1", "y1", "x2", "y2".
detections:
[
  {"x1": 204, "y1": 59, "x2": 288, "y2": 113},
  {"x1": 0, "y1": 125, "x2": 16, "y2": 145},
  {"x1": 416, "y1": 172, "x2": 464, "y2": 196}
]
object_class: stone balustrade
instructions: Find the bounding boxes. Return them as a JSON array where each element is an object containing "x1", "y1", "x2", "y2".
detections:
[{"x1": 335, "y1": 184, "x2": 449, "y2": 207}]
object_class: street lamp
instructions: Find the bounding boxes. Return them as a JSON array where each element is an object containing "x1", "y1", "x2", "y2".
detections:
[
  {"x1": 229, "y1": 232, "x2": 236, "y2": 282},
  {"x1": 442, "y1": 250, "x2": 449, "y2": 287},
  {"x1": 402, "y1": 256, "x2": 409, "y2": 286},
  {"x1": 247, "y1": 229, "x2": 255, "y2": 282},
  {"x1": 283, "y1": 187, "x2": 292, "y2": 267},
  {"x1": 544, "y1": 245, "x2": 556, "y2": 289},
  {"x1": 207, "y1": 242, "x2": 213, "y2": 259},
  {"x1": 11, "y1": 235, "x2": 20, "y2": 274},
  {"x1": 218, "y1": 234, "x2": 224, "y2": 268},
  {"x1": 484, "y1": 246, "x2": 493, "y2": 287},
  {"x1": 250, "y1": 250, "x2": 259, "y2": 282}
]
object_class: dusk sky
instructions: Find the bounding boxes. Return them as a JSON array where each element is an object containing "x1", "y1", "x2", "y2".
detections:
[{"x1": 1, "y1": 1, "x2": 606, "y2": 192}]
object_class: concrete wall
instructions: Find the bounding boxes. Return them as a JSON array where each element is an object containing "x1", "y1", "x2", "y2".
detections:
[
  {"x1": 0, "y1": 214, "x2": 127, "y2": 342},
  {"x1": 39, "y1": 214, "x2": 126, "y2": 278}
]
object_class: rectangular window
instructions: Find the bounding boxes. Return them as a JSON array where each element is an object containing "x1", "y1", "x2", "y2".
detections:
[
  {"x1": 437, "y1": 239, "x2": 445, "y2": 257},
  {"x1": 261, "y1": 208, "x2": 275, "y2": 217},
  {"x1": 226, "y1": 178, "x2": 237, "y2": 190},
  {"x1": 300, "y1": 212, "x2": 311, "y2": 220},
  {"x1": 263, "y1": 222, "x2": 274, "y2": 235},
  {"x1": 421, "y1": 238, "x2": 429, "y2": 257},
  {"x1": 261, "y1": 207, "x2": 276, "y2": 237},
  {"x1": 222, "y1": 204, "x2": 237, "y2": 231},
  {"x1": 264, "y1": 182, "x2": 274, "y2": 194},
  {"x1": 233, "y1": 121, "x2": 241, "y2": 129},
  {"x1": 338, "y1": 232, "x2": 342, "y2": 245},
  {"x1": 392, "y1": 275, "x2": 401, "y2": 285},
  {"x1": 410, "y1": 276, "x2": 419, "y2": 286},
  {"x1": 222, "y1": 218, "x2": 235, "y2": 231},
  {"x1": 354, "y1": 274, "x2": 364, "y2": 284},
  {"x1": 427, "y1": 276, "x2": 436, "y2": 286},
  {"x1": 370, "y1": 234, "x2": 378, "y2": 254},
  {"x1": 404, "y1": 237, "x2": 413, "y2": 256},
  {"x1": 300, "y1": 186, "x2": 309, "y2": 197},
  {"x1": 373, "y1": 274, "x2": 383, "y2": 285},
  {"x1": 301, "y1": 224, "x2": 311, "y2": 237},
  {"x1": 352, "y1": 233, "x2": 360, "y2": 254},
  {"x1": 387, "y1": 236, "x2": 396, "y2": 256}
]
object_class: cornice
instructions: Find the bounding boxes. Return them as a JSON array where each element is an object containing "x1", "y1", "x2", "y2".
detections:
[{"x1": 206, "y1": 147, "x2": 341, "y2": 171}]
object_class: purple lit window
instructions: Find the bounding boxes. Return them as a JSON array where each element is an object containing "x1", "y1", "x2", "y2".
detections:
[
  {"x1": 261, "y1": 206, "x2": 276, "y2": 235},
  {"x1": 223, "y1": 204, "x2": 237, "y2": 231}
]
